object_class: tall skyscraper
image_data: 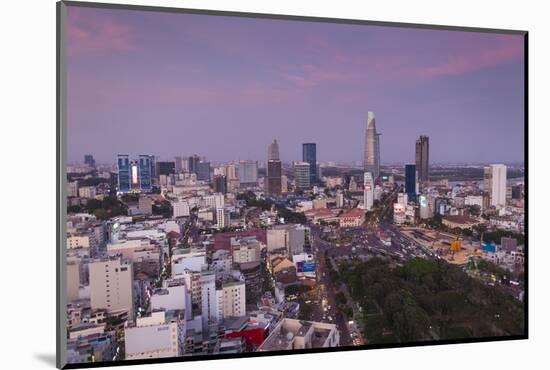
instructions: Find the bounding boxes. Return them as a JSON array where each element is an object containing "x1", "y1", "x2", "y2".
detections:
[
  {"x1": 157, "y1": 161, "x2": 176, "y2": 176},
  {"x1": 405, "y1": 164, "x2": 417, "y2": 196},
  {"x1": 364, "y1": 112, "x2": 381, "y2": 179},
  {"x1": 302, "y1": 143, "x2": 317, "y2": 184},
  {"x1": 196, "y1": 161, "x2": 211, "y2": 182},
  {"x1": 225, "y1": 164, "x2": 240, "y2": 193},
  {"x1": 363, "y1": 172, "x2": 374, "y2": 211},
  {"x1": 238, "y1": 160, "x2": 258, "y2": 186},
  {"x1": 485, "y1": 164, "x2": 507, "y2": 207},
  {"x1": 84, "y1": 154, "x2": 96, "y2": 168},
  {"x1": 117, "y1": 154, "x2": 131, "y2": 193},
  {"x1": 138, "y1": 155, "x2": 153, "y2": 192},
  {"x1": 268, "y1": 139, "x2": 280, "y2": 160},
  {"x1": 188, "y1": 155, "x2": 200, "y2": 174},
  {"x1": 415, "y1": 135, "x2": 429, "y2": 183},
  {"x1": 149, "y1": 155, "x2": 157, "y2": 186},
  {"x1": 213, "y1": 175, "x2": 227, "y2": 194},
  {"x1": 294, "y1": 162, "x2": 311, "y2": 190},
  {"x1": 267, "y1": 160, "x2": 282, "y2": 196},
  {"x1": 174, "y1": 156, "x2": 189, "y2": 173}
]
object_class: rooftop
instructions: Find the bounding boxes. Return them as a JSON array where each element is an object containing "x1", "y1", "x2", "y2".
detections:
[
  {"x1": 257, "y1": 319, "x2": 336, "y2": 352},
  {"x1": 339, "y1": 208, "x2": 365, "y2": 218}
]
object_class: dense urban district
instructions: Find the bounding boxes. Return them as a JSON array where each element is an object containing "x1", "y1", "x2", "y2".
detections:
[{"x1": 65, "y1": 112, "x2": 525, "y2": 364}]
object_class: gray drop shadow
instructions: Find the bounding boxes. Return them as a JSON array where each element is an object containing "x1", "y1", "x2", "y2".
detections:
[{"x1": 34, "y1": 353, "x2": 57, "y2": 367}]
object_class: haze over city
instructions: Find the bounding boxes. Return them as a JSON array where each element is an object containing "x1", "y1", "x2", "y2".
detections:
[
  {"x1": 62, "y1": 3, "x2": 526, "y2": 366},
  {"x1": 66, "y1": 7, "x2": 524, "y2": 164}
]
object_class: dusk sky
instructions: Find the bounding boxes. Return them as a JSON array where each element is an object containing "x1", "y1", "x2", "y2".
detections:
[{"x1": 66, "y1": 6, "x2": 525, "y2": 165}]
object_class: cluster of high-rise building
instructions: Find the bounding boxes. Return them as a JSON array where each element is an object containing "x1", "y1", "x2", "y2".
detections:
[{"x1": 65, "y1": 109, "x2": 523, "y2": 364}]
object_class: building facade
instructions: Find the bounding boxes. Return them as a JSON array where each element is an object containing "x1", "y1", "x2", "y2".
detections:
[
  {"x1": 238, "y1": 160, "x2": 258, "y2": 186},
  {"x1": 363, "y1": 172, "x2": 374, "y2": 211},
  {"x1": 405, "y1": 164, "x2": 417, "y2": 196},
  {"x1": 364, "y1": 112, "x2": 380, "y2": 180},
  {"x1": 415, "y1": 135, "x2": 429, "y2": 183},
  {"x1": 294, "y1": 162, "x2": 311, "y2": 190},
  {"x1": 267, "y1": 160, "x2": 282, "y2": 196},
  {"x1": 89, "y1": 257, "x2": 135, "y2": 320},
  {"x1": 302, "y1": 143, "x2": 317, "y2": 184}
]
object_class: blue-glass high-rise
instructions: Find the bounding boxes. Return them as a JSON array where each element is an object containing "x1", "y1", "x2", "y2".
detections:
[
  {"x1": 196, "y1": 161, "x2": 211, "y2": 182},
  {"x1": 302, "y1": 143, "x2": 317, "y2": 184},
  {"x1": 117, "y1": 154, "x2": 131, "y2": 193},
  {"x1": 138, "y1": 155, "x2": 153, "y2": 192},
  {"x1": 405, "y1": 164, "x2": 417, "y2": 196}
]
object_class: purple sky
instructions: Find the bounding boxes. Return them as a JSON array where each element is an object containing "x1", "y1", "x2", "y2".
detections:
[{"x1": 66, "y1": 6, "x2": 525, "y2": 165}]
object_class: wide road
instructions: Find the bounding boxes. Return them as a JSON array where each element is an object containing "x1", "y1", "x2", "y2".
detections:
[{"x1": 311, "y1": 225, "x2": 352, "y2": 346}]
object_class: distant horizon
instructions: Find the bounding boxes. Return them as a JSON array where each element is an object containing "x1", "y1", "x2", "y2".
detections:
[
  {"x1": 66, "y1": 6, "x2": 525, "y2": 164},
  {"x1": 68, "y1": 155, "x2": 525, "y2": 168}
]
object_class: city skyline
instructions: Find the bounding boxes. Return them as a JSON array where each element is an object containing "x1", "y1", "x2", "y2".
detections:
[
  {"x1": 62, "y1": 5, "x2": 526, "y2": 366},
  {"x1": 66, "y1": 7, "x2": 524, "y2": 164}
]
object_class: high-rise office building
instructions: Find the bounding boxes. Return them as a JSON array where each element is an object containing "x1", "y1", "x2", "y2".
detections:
[
  {"x1": 148, "y1": 155, "x2": 157, "y2": 186},
  {"x1": 364, "y1": 112, "x2": 381, "y2": 179},
  {"x1": 174, "y1": 156, "x2": 189, "y2": 173},
  {"x1": 117, "y1": 154, "x2": 131, "y2": 193},
  {"x1": 405, "y1": 164, "x2": 417, "y2": 196},
  {"x1": 302, "y1": 143, "x2": 317, "y2": 184},
  {"x1": 225, "y1": 164, "x2": 240, "y2": 193},
  {"x1": 138, "y1": 155, "x2": 153, "y2": 192},
  {"x1": 84, "y1": 154, "x2": 96, "y2": 168},
  {"x1": 196, "y1": 161, "x2": 211, "y2": 182},
  {"x1": 188, "y1": 155, "x2": 200, "y2": 174},
  {"x1": 226, "y1": 164, "x2": 238, "y2": 181},
  {"x1": 157, "y1": 161, "x2": 176, "y2": 176},
  {"x1": 485, "y1": 164, "x2": 507, "y2": 207},
  {"x1": 268, "y1": 139, "x2": 280, "y2": 160},
  {"x1": 267, "y1": 160, "x2": 282, "y2": 196},
  {"x1": 238, "y1": 160, "x2": 258, "y2": 186},
  {"x1": 294, "y1": 162, "x2": 311, "y2": 190},
  {"x1": 363, "y1": 172, "x2": 374, "y2": 211},
  {"x1": 415, "y1": 136, "x2": 429, "y2": 183},
  {"x1": 213, "y1": 175, "x2": 227, "y2": 194},
  {"x1": 483, "y1": 166, "x2": 492, "y2": 202},
  {"x1": 118, "y1": 154, "x2": 155, "y2": 193}
]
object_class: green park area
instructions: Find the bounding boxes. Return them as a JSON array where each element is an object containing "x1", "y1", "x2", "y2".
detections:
[{"x1": 330, "y1": 257, "x2": 524, "y2": 344}]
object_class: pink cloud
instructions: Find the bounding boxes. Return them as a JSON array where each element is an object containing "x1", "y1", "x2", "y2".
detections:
[
  {"x1": 67, "y1": 7, "x2": 135, "y2": 57},
  {"x1": 418, "y1": 37, "x2": 523, "y2": 78},
  {"x1": 420, "y1": 41, "x2": 523, "y2": 78}
]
